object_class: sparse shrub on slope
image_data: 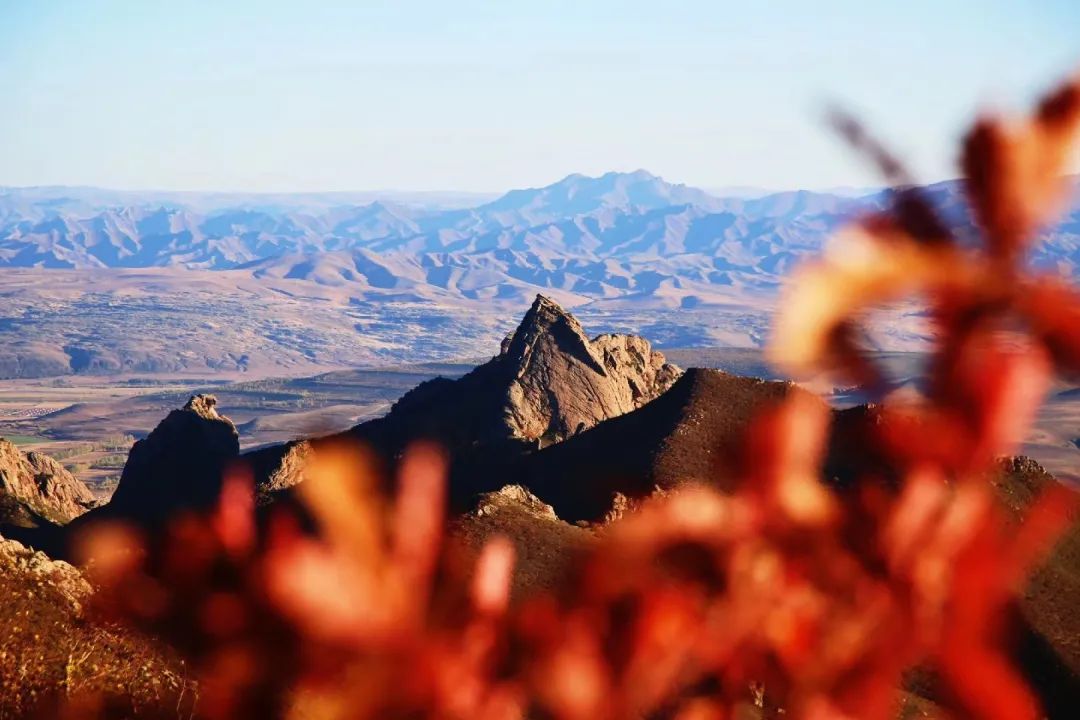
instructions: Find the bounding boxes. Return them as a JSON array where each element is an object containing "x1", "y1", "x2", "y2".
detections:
[{"x1": 0, "y1": 535, "x2": 193, "y2": 719}]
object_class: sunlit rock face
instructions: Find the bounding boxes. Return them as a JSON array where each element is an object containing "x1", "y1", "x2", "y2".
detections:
[{"x1": 0, "y1": 439, "x2": 96, "y2": 526}]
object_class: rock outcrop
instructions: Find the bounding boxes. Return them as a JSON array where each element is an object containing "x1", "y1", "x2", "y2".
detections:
[
  {"x1": 97, "y1": 394, "x2": 240, "y2": 525},
  {"x1": 374, "y1": 294, "x2": 680, "y2": 453},
  {"x1": 453, "y1": 485, "x2": 593, "y2": 603},
  {"x1": 496, "y1": 296, "x2": 682, "y2": 445},
  {"x1": 250, "y1": 439, "x2": 313, "y2": 503},
  {"x1": 245, "y1": 295, "x2": 681, "y2": 506},
  {"x1": 3, "y1": 395, "x2": 243, "y2": 558},
  {"x1": 473, "y1": 484, "x2": 560, "y2": 522},
  {"x1": 0, "y1": 532, "x2": 91, "y2": 610},
  {"x1": 0, "y1": 438, "x2": 96, "y2": 526}
]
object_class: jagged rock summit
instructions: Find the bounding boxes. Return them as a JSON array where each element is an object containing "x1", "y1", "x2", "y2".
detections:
[
  {"x1": 246, "y1": 295, "x2": 681, "y2": 500},
  {"x1": 100, "y1": 394, "x2": 240, "y2": 524},
  {"x1": 373, "y1": 294, "x2": 681, "y2": 451},
  {"x1": 497, "y1": 295, "x2": 682, "y2": 445},
  {"x1": 1, "y1": 395, "x2": 241, "y2": 558},
  {"x1": 0, "y1": 438, "x2": 96, "y2": 526}
]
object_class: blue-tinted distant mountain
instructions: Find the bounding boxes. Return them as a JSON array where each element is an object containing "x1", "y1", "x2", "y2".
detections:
[
  {"x1": 477, "y1": 169, "x2": 727, "y2": 222},
  {"x1": 1, "y1": 172, "x2": 1077, "y2": 308},
  {"x1": 2, "y1": 172, "x2": 1077, "y2": 379}
]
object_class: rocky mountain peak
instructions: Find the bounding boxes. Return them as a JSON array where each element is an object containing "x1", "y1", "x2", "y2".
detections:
[
  {"x1": 102, "y1": 394, "x2": 240, "y2": 524},
  {"x1": 497, "y1": 295, "x2": 681, "y2": 445},
  {"x1": 375, "y1": 295, "x2": 680, "y2": 456},
  {"x1": 246, "y1": 297, "x2": 682, "y2": 508},
  {"x1": 500, "y1": 295, "x2": 605, "y2": 376}
]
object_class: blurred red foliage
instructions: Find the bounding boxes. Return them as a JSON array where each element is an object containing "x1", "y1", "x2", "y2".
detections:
[{"x1": 68, "y1": 71, "x2": 1080, "y2": 720}]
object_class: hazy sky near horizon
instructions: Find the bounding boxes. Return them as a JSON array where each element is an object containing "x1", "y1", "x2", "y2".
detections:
[{"x1": 2, "y1": 0, "x2": 1078, "y2": 193}]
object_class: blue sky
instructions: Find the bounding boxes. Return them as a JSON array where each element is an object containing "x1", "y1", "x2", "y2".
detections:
[{"x1": 1, "y1": 0, "x2": 1078, "y2": 192}]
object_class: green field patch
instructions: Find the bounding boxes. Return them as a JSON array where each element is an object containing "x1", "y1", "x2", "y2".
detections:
[{"x1": 2, "y1": 434, "x2": 48, "y2": 446}]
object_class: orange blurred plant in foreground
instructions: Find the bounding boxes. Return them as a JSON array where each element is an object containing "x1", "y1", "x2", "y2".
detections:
[{"x1": 74, "y1": 72, "x2": 1080, "y2": 720}]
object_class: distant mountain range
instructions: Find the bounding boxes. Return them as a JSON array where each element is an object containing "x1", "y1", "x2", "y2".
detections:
[
  {"x1": 5, "y1": 171, "x2": 1076, "y2": 309},
  {"x1": 1, "y1": 171, "x2": 1078, "y2": 379}
]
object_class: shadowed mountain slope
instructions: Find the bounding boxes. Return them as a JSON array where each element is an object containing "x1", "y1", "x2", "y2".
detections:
[
  {"x1": 513, "y1": 368, "x2": 800, "y2": 521},
  {"x1": 2, "y1": 395, "x2": 241, "y2": 557},
  {"x1": 825, "y1": 407, "x2": 1080, "y2": 715},
  {"x1": 992, "y1": 456, "x2": 1080, "y2": 716}
]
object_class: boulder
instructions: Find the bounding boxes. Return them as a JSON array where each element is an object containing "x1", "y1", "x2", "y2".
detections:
[{"x1": 473, "y1": 484, "x2": 559, "y2": 522}]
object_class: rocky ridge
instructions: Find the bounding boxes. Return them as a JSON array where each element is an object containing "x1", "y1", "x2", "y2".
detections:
[
  {"x1": 94, "y1": 394, "x2": 240, "y2": 525},
  {"x1": 380, "y1": 294, "x2": 681, "y2": 451},
  {"x1": 0, "y1": 438, "x2": 96, "y2": 526},
  {"x1": 246, "y1": 294, "x2": 681, "y2": 499},
  {"x1": 0, "y1": 297, "x2": 1076, "y2": 716}
]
